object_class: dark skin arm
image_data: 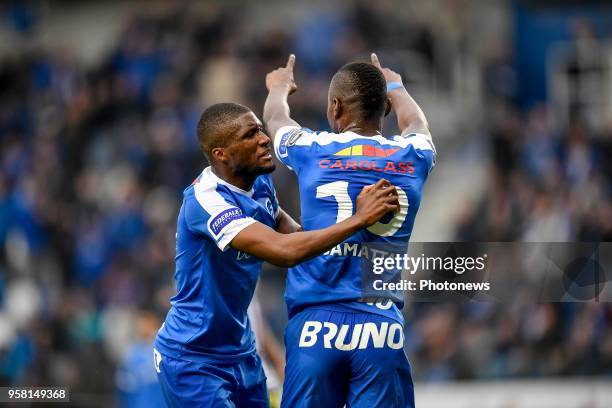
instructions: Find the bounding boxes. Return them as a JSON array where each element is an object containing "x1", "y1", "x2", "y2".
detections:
[
  {"x1": 263, "y1": 54, "x2": 299, "y2": 141},
  {"x1": 231, "y1": 179, "x2": 399, "y2": 267},
  {"x1": 371, "y1": 53, "x2": 430, "y2": 136}
]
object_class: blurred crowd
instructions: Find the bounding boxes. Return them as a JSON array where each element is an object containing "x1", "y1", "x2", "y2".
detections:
[
  {"x1": 0, "y1": 0, "x2": 610, "y2": 402},
  {"x1": 407, "y1": 297, "x2": 612, "y2": 381},
  {"x1": 429, "y1": 15, "x2": 612, "y2": 381},
  {"x1": 456, "y1": 88, "x2": 612, "y2": 242}
]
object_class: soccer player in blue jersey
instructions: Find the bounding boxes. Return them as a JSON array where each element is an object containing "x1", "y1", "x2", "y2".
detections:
[
  {"x1": 263, "y1": 54, "x2": 436, "y2": 407},
  {"x1": 154, "y1": 102, "x2": 401, "y2": 407}
]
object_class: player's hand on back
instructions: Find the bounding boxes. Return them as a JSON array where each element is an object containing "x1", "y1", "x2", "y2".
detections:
[
  {"x1": 371, "y1": 53, "x2": 402, "y2": 85},
  {"x1": 266, "y1": 54, "x2": 298, "y2": 95},
  {"x1": 355, "y1": 179, "x2": 400, "y2": 227}
]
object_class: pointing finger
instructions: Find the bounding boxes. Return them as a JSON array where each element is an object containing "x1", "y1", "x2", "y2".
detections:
[
  {"x1": 371, "y1": 52, "x2": 382, "y2": 69},
  {"x1": 286, "y1": 54, "x2": 295, "y2": 70}
]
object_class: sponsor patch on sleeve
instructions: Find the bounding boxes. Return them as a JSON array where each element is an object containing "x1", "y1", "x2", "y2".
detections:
[{"x1": 209, "y1": 207, "x2": 246, "y2": 237}]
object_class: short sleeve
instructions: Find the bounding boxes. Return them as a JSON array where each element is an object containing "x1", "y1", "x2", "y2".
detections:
[
  {"x1": 185, "y1": 183, "x2": 257, "y2": 251},
  {"x1": 395, "y1": 132, "x2": 437, "y2": 173},
  {"x1": 273, "y1": 126, "x2": 317, "y2": 173}
]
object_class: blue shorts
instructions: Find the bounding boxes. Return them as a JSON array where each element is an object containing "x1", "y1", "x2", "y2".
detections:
[
  {"x1": 155, "y1": 349, "x2": 269, "y2": 408},
  {"x1": 281, "y1": 305, "x2": 414, "y2": 408}
]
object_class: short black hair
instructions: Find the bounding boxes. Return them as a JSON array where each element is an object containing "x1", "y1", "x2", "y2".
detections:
[
  {"x1": 197, "y1": 102, "x2": 251, "y2": 161},
  {"x1": 330, "y1": 62, "x2": 387, "y2": 121}
]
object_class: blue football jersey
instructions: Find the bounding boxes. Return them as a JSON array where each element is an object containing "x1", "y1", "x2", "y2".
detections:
[
  {"x1": 155, "y1": 167, "x2": 279, "y2": 363},
  {"x1": 274, "y1": 126, "x2": 436, "y2": 319}
]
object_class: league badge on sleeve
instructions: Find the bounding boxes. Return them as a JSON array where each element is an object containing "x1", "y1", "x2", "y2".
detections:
[{"x1": 278, "y1": 128, "x2": 304, "y2": 157}]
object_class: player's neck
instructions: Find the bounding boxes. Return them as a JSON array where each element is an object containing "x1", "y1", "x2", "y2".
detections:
[
  {"x1": 211, "y1": 165, "x2": 255, "y2": 192},
  {"x1": 340, "y1": 121, "x2": 382, "y2": 136}
]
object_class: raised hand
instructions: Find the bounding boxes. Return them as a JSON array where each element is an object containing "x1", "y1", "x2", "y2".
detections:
[
  {"x1": 355, "y1": 179, "x2": 400, "y2": 227},
  {"x1": 371, "y1": 53, "x2": 402, "y2": 85},
  {"x1": 265, "y1": 54, "x2": 298, "y2": 95}
]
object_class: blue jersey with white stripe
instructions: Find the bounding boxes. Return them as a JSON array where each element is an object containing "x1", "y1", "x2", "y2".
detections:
[
  {"x1": 274, "y1": 126, "x2": 436, "y2": 319},
  {"x1": 155, "y1": 167, "x2": 279, "y2": 362}
]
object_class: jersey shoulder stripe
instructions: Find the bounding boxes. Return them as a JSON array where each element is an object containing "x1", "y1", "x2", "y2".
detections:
[
  {"x1": 396, "y1": 133, "x2": 436, "y2": 157},
  {"x1": 275, "y1": 126, "x2": 436, "y2": 151},
  {"x1": 274, "y1": 125, "x2": 437, "y2": 172},
  {"x1": 393, "y1": 133, "x2": 437, "y2": 169},
  {"x1": 187, "y1": 167, "x2": 256, "y2": 251}
]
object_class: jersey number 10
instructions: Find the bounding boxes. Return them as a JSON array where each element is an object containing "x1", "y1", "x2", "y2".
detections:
[{"x1": 316, "y1": 181, "x2": 408, "y2": 237}]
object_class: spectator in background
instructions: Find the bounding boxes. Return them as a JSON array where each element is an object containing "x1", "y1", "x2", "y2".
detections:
[{"x1": 116, "y1": 309, "x2": 166, "y2": 408}]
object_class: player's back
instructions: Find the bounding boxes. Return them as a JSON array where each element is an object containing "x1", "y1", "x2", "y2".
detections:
[{"x1": 274, "y1": 127, "x2": 436, "y2": 317}]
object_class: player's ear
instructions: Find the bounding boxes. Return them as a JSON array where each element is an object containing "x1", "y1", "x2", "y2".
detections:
[
  {"x1": 384, "y1": 98, "x2": 392, "y2": 117},
  {"x1": 211, "y1": 147, "x2": 228, "y2": 163},
  {"x1": 332, "y1": 98, "x2": 342, "y2": 119}
]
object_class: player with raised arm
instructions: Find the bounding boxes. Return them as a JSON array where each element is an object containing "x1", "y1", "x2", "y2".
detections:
[
  {"x1": 264, "y1": 54, "x2": 436, "y2": 407},
  {"x1": 154, "y1": 102, "x2": 400, "y2": 408}
]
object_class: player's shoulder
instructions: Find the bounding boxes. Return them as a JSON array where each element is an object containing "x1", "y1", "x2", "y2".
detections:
[
  {"x1": 283, "y1": 128, "x2": 427, "y2": 147},
  {"x1": 277, "y1": 126, "x2": 434, "y2": 149},
  {"x1": 394, "y1": 132, "x2": 435, "y2": 152},
  {"x1": 181, "y1": 167, "x2": 258, "y2": 241},
  {"x1": 277, "y1": 127, "x2": 378, "y2": 149},
  {"x1": 184, "y1": 167, "x2": 218, "y2": 199},
  {"x1": 276, "y1": 125, "x2": 320, "y2": 151},
  {"x1": 183, "y1": 167, "x2": 239, "y2": 216},
  {"x1": 390, "y1": 132, "x2": 437, "y2": 172}
]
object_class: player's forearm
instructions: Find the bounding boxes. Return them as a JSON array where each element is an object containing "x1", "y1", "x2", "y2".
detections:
[
  {"x1": 263, "y1": 86, "x2": 291, "y2": 121},
  {"x1": 274, "y1": 215, "x2": 365, "y2": 266},
  {"x1": 231, "y1": 216, "x2": 364, "y2": 268},
  {"x1": 233, "y1": 180, "x2": 397, "y2": 266},
  {"x1": 263, "y1": 86, "x2": 298, "y2": 139},
  {"x1": 388, "y1": 87, "x2": 429, "y2": 135}
]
